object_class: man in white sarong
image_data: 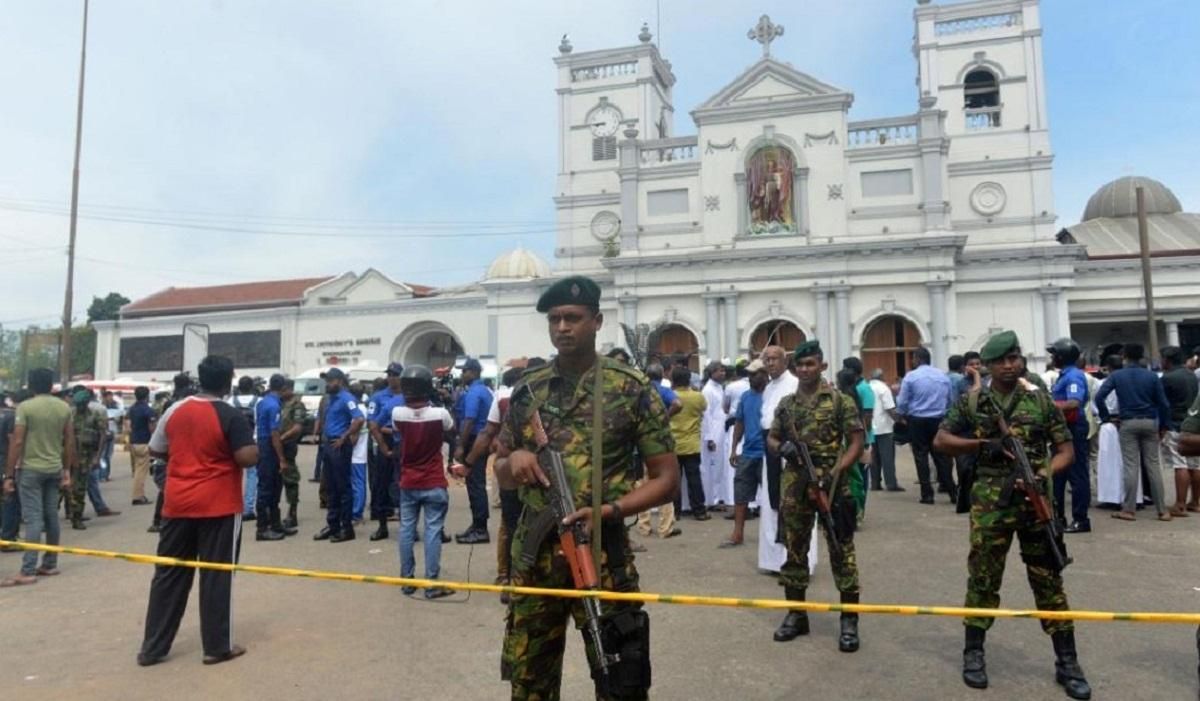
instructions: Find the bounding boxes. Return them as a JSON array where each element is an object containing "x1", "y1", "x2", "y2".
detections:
[
  {"x1": 757, "y1": 346, "x2": 818, "y2": 574},
  {"x1": 701, "y1": 362, "x2": 729, "y2": 508},
  {"x1": 724, "y1": 360, "x2": 750, "y2": 508}
]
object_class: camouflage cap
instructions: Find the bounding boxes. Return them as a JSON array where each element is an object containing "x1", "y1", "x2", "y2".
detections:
[
  {"x1": 793, "y1": 339, "x2": 822, "y2": 359},
  {"x1": 980, "y1": 330, "x2": 1020, "y2": 363},
  {"x1": 536, "y1": 275, "x2": 601, "y2": 313}
]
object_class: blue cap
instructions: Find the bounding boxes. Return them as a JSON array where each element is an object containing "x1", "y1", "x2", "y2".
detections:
[
  {"x1": 321, "y1": 367, "x2": 347, "y2": 381},
  {"x1": 386, "y1": 362, "x2": 404, "y2": 376},
  {"x1": 462, "y1": 358, "x2": 483, "y2": 373}
]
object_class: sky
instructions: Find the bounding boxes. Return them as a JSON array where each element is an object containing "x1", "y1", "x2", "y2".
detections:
[{"x1": 1, "y1": 0, "x2": 1197, "y2": 329}]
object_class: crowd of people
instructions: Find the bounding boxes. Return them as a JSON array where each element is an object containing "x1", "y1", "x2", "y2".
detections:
[{"x1": 5, "y1": 281, "x2": 1200, "y2": 699}]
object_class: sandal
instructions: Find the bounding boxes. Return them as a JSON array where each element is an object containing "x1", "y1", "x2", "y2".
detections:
[
  {"x1": 718, "y1": 540, "x2": 743, "y2": 549},
  {"x1": 0, "y1": 574, "x2": 38, "y2": 587},
  {"x1": 1111, "y1": 511, "x2": 1136, "y2": 521},
  {"x1": 1158, "y1": 512, "x2": 1174, "y2": 522},
  {"x1": 1170, "y1": 506, "x2": 1189, "y2": 518},
  {"x1": 35, "y1": 567, "x2": 60, "y2": 577}
]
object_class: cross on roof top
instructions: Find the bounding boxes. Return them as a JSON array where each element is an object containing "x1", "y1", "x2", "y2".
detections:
[{"x1": 747, "y1": 14, "x2": 784, "y2": 57}]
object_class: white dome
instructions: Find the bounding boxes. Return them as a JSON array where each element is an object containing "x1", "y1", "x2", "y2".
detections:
[
  {"x1": 485, "y1": 247, "x2": 551, "y2": 280},
  {"x1": 1082, "y1": 176, "x2": 1182, "y2": 222}
]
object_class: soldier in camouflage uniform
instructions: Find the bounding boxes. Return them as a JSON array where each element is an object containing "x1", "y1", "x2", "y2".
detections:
[
  {"x1": 496, "y1": 275, "x2": 679, "y2": 701},
  {"x1": 68, "y1": 389, "x2": 108, "y2": 530},
  {"x1": 934, "y1": 330, "x2": 1091, "y2": 700},
  {"x1": 278, "y1": 380, "x2": 308, "y2": 529},
  {"x1": 765, "y1": 340, "x2": 865, "y2": 652}
]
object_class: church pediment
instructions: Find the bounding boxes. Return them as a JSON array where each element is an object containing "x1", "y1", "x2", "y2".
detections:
[{"x1": 691, "y1": 58, "x2": 853, "y2": 125}]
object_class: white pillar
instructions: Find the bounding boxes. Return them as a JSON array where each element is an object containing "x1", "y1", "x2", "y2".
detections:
[
  {"x1": 617, "y1": 125, "x2": 640, "y2": 252},
  {"x1": 704, "y1": 294, "x2": 720, "y2": 362},
  {"x1": 927, "y1": 281, "x2": 950, "y2": 367},
  {"x1": 1040, "y1": 286, "x2": 1061, "y2": 344},
  {"x1": 619, "y1": 294, "x2": 638, "y2": 330},
  {"x1": 487, "y1": 313, "x2": 499, "y2": 357},
  {"x1": 1166, "y1": 320, "x2": 1181, "y2": 347},
  {"x1": 815, "y1": 288, "x2": 831, "y2": 350},
  {"x1": 834, "y1": 286, "x2": 851, "y2": 363},
  {"x1": 723, "y1": 293, "x2": 739, "y2": 360}
]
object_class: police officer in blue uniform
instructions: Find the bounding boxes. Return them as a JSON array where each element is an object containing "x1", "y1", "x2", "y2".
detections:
[
  {"x1": 1048, "y1": 338, "x2": 1091, "y2": 533},
  {"x1": 451, "y1": 358, "x2": 493, "y2": 544},
  {"x1": 367, "y1": 363, "x2": 404, "y2": 541},
  {"x1": 313, "y1": 367, "x2": 366, "y2": 543},
  {"x1": 255, "y1": 374, "x2": 295, "y2": 541}
]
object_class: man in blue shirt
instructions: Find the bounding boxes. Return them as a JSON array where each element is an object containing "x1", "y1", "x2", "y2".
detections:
[
  {"x1": 451, "y1": 358, "x2": 493, "y2": 544},
  {"x1": 254, "y1": 374, "x2": 291, "y2": 541},
  {"x1": 366, "y1": 363, "x2": 405, "y2": 541},
  {"x1": 897, "y1": 347, "x2": 956, "y2": 504},
  {"x1": 1095, "y1": 343, "x2": 1172, "y2": 521},
  {"x1": 1047, "y1": 338, "x2": 1092, "y2": 533},
  {"x1": 722, "y1": 360, "x2": 768, "y2": 548},
  {"x1": 313, "y1": 367, "x2": 366, "y2": 542}
]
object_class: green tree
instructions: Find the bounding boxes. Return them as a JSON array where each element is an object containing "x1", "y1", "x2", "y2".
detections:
[{"x1": 86, "y1": 292, "x2": 131, "y2": 323}]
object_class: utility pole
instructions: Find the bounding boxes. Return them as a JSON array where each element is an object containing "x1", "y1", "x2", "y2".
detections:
[
  {"x1": 59, "y1": 0, "x2": 89, "y2": 384},
  {"x1": 1136, "y1": 185, "x2": 1159, "y2": 360}
]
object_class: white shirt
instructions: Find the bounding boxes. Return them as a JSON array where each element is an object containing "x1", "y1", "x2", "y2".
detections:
[
  {"x1": 352, "y1": 427, "x2": 369, "y2": 464},
  {"x1": 486, "y1": 385, "x2": 514, "y2": 425},
  {"x1": 869, "y1": 379, "x2": 896, "y2": 435},
  {"x1": 724, "y1": 378, "x2": 750, "y2": 418},
  {"x1": 701, "y1": 379, "x2": 727, "y2": 442},
  {"x1": 760, "y1": 371, "x2": 799, "y2": 431}
]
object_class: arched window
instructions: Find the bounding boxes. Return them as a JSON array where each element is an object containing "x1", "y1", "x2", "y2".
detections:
[
  {"x1": 750, "y1": 320, "x2": 805, "y2": 356},
  {"x1": 860, "y1": 315, "x2": 923, "y2": 384},
  {"x1": 650, "y1": 324, "x2": 700, "y2": 372},
  {"x1": 963, "y1": 69, "x2": 1000, "y2": 129}
]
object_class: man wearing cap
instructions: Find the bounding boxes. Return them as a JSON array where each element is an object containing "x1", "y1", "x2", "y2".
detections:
[
  {"x1": 277, "y1": 379, "x2": 307, "y2": 530},
  {"x1": 313, "y1": 368, "x2": 366, "y2": 543},
  {"x1": 934, "y1": 330, "x2": 1090, "y2": 699},
  {"x1": 723, "y1": 359, "x2": 768, "y2": 547},
  {"x1": 767, "y1": 340, "x2": 865, "y2": 652},
  {"x1": 452, "y1": 357, "x2": 493, "y2": 545},
  {"x1": 496, "y1": 275, "x2": 678, "y2": 700},
  {"x1": 366, "y1": 363, "x2": 405, "y2": 541},
  {"x1": 254, "y1": 374, "x2": 292, "y2": 541}
]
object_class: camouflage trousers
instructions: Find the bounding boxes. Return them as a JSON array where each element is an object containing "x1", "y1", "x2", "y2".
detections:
[
  {"x1": 67, "y1": 460, "x2": 94, "y2": 521},
  {"x1": 779, "y1": 466, "x2": 859, "y2": 594},
  {"x1": 502, "y1": 521, "x2": 645, "y2": 701},
  {"x1": 282, "y1": 442, "x2": 300, "y2": 507},
  {"x1": 965, "y1": 473, "x2": 1072, "y2": 634}
]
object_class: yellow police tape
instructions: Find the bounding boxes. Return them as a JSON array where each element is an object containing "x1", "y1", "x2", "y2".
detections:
[{"x1": 3, "y1": 539, "x2": 1198, "y2": 624}]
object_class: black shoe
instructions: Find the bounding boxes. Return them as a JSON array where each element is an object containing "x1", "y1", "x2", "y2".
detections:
[
  {"x1": 870, "y1": 485, "x2": 884, "y2": 492},
  {"x1": 313, "y1": 526, "x2": 334, "y2": 541},
  {"x1": 369, "y1": 524, "x2": 389, "y2": 541},
  {"x1": 425, "y1": 586, "x2": 455, "y2": 600},
  {"x1": 275, "y1": 522, "x2": 298, "y2": 537},
  {"x1": 886, "y1": 486, "x2": 907, "y2": 492},
  {"x1": 401, "y1": 585, "x2": 417, "y2": 595},
  {"x1": 147, "y1": 523, "x2": 161, "y2": 533},
  {"x1": 963, "y1": 627, "x2": 988, "y2": 689},
  {"x1": 747, "y1": 508, "x2": 760, "y2": 520},
  {"x1": 919, "y1": 496, "x2": 935, "y2": 505},
  {"x1": 132, "y1": 497, "x2": 151, "y2": 506},
  {"x1": 774, "y1": 611, "x2": 810, "y2": 641},
  {"x1": 1052, "y1": 630, "x2": 1092, "y2": 699},
  {"x1": 1064, "y1": 521, "x2": 1091, "y2": 534},
  {"x1": 693, "y1": 512, "x2": 711, "y2": 521},
  {"x1": 724, "y1": 512, "x2": 737, "y2": 520},
  {"x1": 137, "y1": 652, "x2": 166, "y2": 667},
  {"x1": 256, "y1": 528, "x2": 285, "y2": 542},
  {"x1": 242, "y1": 512, "x2": 256, "y2": 522},
  {"x1": 456, "y1": 529, "x2": 490, "y2": 545},
  {"x1": 330, "y1": 529, "x2": 356, "y2": 543},
  {"x1": 282, "y1": 506, "x2": 298, "y2": 530},
  {"x1": 947, "y1": 487, "x2": 959, "y2": 504},
  {"x1": 839, "y1": 615, "x2": 860, "y2": 652},
  {"x1": 72, "y1": 519, "x2": 87, "y2": 530},
  {"x1": 441, "y1": 529, "x2": 451, "y2": 544}
]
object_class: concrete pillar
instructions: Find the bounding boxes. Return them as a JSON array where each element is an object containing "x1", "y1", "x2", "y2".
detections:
[
  {"x1": 1040, "y1": 286, "x2": 1061, "y2": 343},
  {"x1": 815, "y1": 288, "x2": 831, "y2": 352},
  {"x1": 723, "y1": 293, "x2": 739, "y2": 360},
  {"x1": 927, "y1": 281, "x2": 950, "y2": 367},
  {"x1": 619, "y1": 294, "x2": 638, "y2": 330},
  {"x1": 704, "y1": 294, "x2": 720, "y2": 362},
  {"x1": 1166, "y1": 320, "x2": 1181, "y2": 348},
  {"x1": 617, "y1": 124, "x2": 641, "y2": 252},
  {"x1": 834, "y1": 286, "x2": 852, "y2": 363},
  {"x1": 917, "y1": 95, "x2": 950, "y2": 230},
  {"x1": 487, "y1": 313, "x2": 499, "y2": 357}
]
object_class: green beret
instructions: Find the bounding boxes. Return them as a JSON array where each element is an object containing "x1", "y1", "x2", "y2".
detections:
[
  {"x1": 536, "y1": 275, "x2": 601, "y2": 313},
  {"x1": 980, "y1": 330, "x2": 1020, "y2": 363},
  {"x1": 793, "y1": 339, "x2": 822, "y2": 359}
]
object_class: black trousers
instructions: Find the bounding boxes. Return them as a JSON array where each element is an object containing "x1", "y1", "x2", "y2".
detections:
[
  {"x1": 464, "y1": 444, "x2": 489, "y2": 532},
  {"x1": 141, "y1": 514, "x2": 242, "y2": 659},
  {"x1": 765, "y1": 452, "x2": 783, "y2": 511},
  {"x1": 369, "y1": 443, "x2": 396, "y2": 520},
  {"x1": 908, "y1": 416, "x2": 955, "y2": 499},
  {"x1": 325, "y1": 441, "x2": 354, "y2": 531},
  {"x1": 255, "y1": 443, "x2": 281, "y2": 526},
  {"x1": 673, "y1": 453, "x2": 707, "y2": 516}
]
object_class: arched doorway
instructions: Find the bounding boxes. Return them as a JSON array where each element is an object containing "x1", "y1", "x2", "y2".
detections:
[
  {"x1": 649, "y1": 324, "x2": 700, "y2": 372},
  {"x1": 861, "y1": 315, "x2": 922, "y2": 384},
  {"x1": 390, "y1": 322, "x2": 465, "y2": 372},
  {"x1": 750, "y1": 319, "x2": 805, "y2": 356}
]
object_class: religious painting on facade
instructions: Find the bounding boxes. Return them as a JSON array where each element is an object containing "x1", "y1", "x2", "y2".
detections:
[{"x1": 747, "y1": 145, "x2": 796, "y2": 234}]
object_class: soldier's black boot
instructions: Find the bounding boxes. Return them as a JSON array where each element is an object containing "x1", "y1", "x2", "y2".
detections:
[
  {"x1": 962, "y1": 626, "x2": 988, "y2": 689},
  {"x1": 773, "y1": 587, "x2": 810, "y2": 642},
  {"x1": 1052, "y1": 630, "x2": 1092, "y2": 699},
  {"x1": 273, "y1": 508, "x2": 297, "y2": 537},
  {"x1": 369, "y1": 519, "x2": 389, "y2": 541},
  {"x1": 838, "y1": 592, "x2": 860, "y2": 652},
  {"x1": 282, "y1": 504, "x2": 298, "y2": 531},
  {"x1": 256, "y1": 522, "x2": 285, "y2": 541}
]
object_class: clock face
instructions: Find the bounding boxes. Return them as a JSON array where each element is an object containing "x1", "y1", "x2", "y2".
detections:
[
  {"x1": 589, "y1": 106, "x2": 621, "y2": 137},
  {"x1": 590, "y1": 210, "x2": 621, "y2": 241}
]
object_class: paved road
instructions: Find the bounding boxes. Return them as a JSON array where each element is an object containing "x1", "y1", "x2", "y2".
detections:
[{"x1": 3, "y1": 445, "x2": 1199, "y2": 699}]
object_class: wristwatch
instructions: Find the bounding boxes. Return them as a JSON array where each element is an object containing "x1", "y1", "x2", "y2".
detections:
[{"x1": 605, "y1": 501, "x2": 623, "y2": 523}]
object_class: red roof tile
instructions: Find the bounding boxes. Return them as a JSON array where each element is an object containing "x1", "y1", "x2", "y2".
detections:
[{"x1": 122, "y1": 277, "x2": 334, "y2": 317}]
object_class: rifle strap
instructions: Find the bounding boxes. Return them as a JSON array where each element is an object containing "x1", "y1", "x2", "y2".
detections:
[{"x1": 591, "y1": 356, "x2": 605, "y2": 568}]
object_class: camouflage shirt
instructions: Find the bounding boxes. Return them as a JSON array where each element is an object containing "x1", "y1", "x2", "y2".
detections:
[
  {"x1": 279, "y1": 396, "x2": 308, "y2": 444},
  {"x1": 940, "y1": 384, "x2": 1070, "y2": 477},
  {"x1": 768, "y1": 379, "x2": 863, "y2": 474},
  {"x1": 1181, "y1": 393, "x2": 1200, "y2": 435},
  {"x1": 73, "y1": 404, "x2": 107, "y2": 465},
  {"x1": 499, "y1": 356, "x2": 674, "y2": 511}
]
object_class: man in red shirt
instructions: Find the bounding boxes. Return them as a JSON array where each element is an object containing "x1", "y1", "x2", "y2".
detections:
[
  {"x1": 392, "y1": 365, "x2": 455, "y2": 600},
  {"x1": 137, "y1": 355, "x2": 258, "y2": 667}
]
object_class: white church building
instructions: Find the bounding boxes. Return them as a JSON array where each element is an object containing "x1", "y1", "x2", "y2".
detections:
[{"x1": 94, "y1": 0, "x2": 1200, "y2": 383}]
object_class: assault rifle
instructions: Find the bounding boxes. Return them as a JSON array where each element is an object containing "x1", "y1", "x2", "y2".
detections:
[
  {"x1": 781, "y1": 438, "x2": 843, "y2": 560},
  {"x1": 528, "y1": 412, "x2": 619, "y2": 695},
  {"x1": 994, "y1": 413, "x2": 1072, "y2": 572}
]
